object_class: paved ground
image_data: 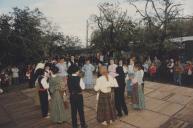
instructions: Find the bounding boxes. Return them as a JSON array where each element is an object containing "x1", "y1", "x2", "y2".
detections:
[{"x1": 1, "y1": 81, "x2": 193, "y2": 128}]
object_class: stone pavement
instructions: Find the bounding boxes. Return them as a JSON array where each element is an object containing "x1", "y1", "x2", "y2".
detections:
[{"x1": 1, "y1": 81, "x2": 193, "y2": 128}]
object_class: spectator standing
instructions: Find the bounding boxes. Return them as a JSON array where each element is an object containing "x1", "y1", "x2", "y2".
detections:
[
  {"x1": 11, "y1": 65, "x2": 19, "y2": 85},
  {"x1": 173, "y1": 60, "x2": 183, "y2": 86},
  {"x1": 149, "y1": 63, "x2": 157, "y2": 81},
  {"x1": 184, "y1": 61, "x2": 193, "y2": 85},
  {"x1": 82, "y1": 59, "x2": 95, "y2": 89}
]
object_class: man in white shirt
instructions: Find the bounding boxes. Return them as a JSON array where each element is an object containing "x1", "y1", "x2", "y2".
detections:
[
  {"x1": 11, "y1": 65, "x2": 19, "y2": 85},
  {"x1": 67, "y1": 65, "x2": 88, "y2": 128},
  {"x1": 38, "y1": 70, "x2": 50, "y2": 118}
]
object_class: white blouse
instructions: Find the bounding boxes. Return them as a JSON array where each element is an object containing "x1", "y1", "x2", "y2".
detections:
[
  {"x1": 41, "y1": 77, "x2": 49, "y2": 89},
  {"x1": 94, "y1": 75, "x2": 118, "y2": 93},
  {"x1": 133, "y1": 70, "x2": 144, "y2": 85},
  {"x1": 128, "y1": 64, "x2": 134, "y2": 74},
  {"x1": 108, "y1": 64, "x2": 118, "y2": 78}
]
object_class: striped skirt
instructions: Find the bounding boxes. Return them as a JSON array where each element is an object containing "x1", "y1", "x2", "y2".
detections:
[{"x1": 97, "y1": 92, "x2": 117, "y2": 123}]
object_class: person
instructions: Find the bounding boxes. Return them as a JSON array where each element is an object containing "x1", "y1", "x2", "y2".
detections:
[
  {"x1": 67, "y1": 65, "x2": 88, "y2": 128},
  {"x1": 56, "y1": 57, "x2": 68, "y2": 87},
  {"x1": 82, "y1": 59, "x2": 95, "y2": 89},
  {"x1": 38, "y1": 69, "x2": 50, "y2": 118},
  {"x1": 11, "y1": 65, "x2": 19, "y2": 85},
  {"x1": 99, "y1": 53, "x2": 104, "y2": 63},
  {"x1": 33, "y1": 63, "x2": 45, "y2": 106},
  {"x1": 173, "y1": 60, "x2": 183, "y2": 86},
  {"x1": 154, "y1": 56, "x2": 161, "y2": 68},
  {"x1": 78, "y1": 56, "x2": 85, "y2": 68},
  {"x1": 131, "y1": 63, "x2": 145, "y2": 110},
  {"x1": 149, "y1": 63, "x2": 157, "y2": 81},
  {"x1": 122, "y1": 60, "x2": 128, "y2": 76},
  {"x1": 114, "y1": 60, "x2": 128, "y2": 117},
  {"x1": 108, "y1": 59, "x2": 118, "y2": 78},
  {"x1": 143, "y1": 60, "x2": 149, "y2": 80},
  {"x1": 167, "y1": 59, "x2": 175, "y2": 82},
  {"x1": 68, "y1": 56, "x2": 77, "y2": 67},
  {"x1": 146, "y1": 56, "x2": 152, "y2": 67},
  {"x1": 184, "y1": 61, "x2": 193, "y2": 86},
  {"x1": 127, "y1": 59, "x2": 135, "y2": 97},
  {"x1": 0, "y1": 70, "x2": 9, "y2": 92},
  {"x1": 56, "y1": 57, "x2": 68, "y2": 77},
  {"x1": 94, "y1": 66, "x2": 118, "y2": 126},
  {"x1": 32, "y1": 62, "x2": 45, "y2": 88},
  {"x1": 49, "y1": 65, "x2": 70, "y2": 123},
  {"x1": 96, "y1": 62, "x2": 103, "y2": 77},
  {"x1": 26, "y1": 64, "x2": 35, "y2": 88}
]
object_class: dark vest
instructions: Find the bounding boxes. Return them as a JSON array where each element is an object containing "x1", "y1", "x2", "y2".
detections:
[
  {"x1": 67, "y1": 76, "x2": 82, "y2": 94},
  {"x1": 38, "y1": 76, "x2": 47, "y2": 91}
]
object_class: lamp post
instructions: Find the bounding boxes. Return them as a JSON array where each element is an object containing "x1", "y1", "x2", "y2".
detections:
[{"x1": 86, "y1": 20, "x2": 89, "y2": 48}]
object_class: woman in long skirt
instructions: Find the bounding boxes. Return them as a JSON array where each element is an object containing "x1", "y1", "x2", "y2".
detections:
[
  {"x1": 82, "y1": 59, "x2": 95, "y2": 89},
  {"x1": 49, "y1": 66, "x2": 70, "y2": 123},
  {"x1": 94, "y1": 66, "x2": 118, "y2": 126},
  {"x1": 127, "y1": 59, "x2": 135, "y2": 97},
  {"x1": 131, "y1": 63, "x2": 145, "y2": 110}
]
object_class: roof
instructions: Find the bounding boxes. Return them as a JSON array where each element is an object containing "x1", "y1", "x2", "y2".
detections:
[{"x1": 170, "y1": 36, "x2": 193, "y2": 43}]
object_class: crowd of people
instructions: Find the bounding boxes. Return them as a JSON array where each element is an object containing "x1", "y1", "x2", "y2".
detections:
[
  {"x1": 17, "y1": 55, "x2": 145, "y2": 128},
  {"x1": 143, "y1": 56, "x2": 193, "y2": 86},
  {"x1": 0, "y1": 53, "x2": 192, "y2": 128}
]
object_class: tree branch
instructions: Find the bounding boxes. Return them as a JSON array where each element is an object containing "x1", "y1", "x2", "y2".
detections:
[
  {"x1": 150, "y1": 0, "x2": 163, "y2": 22},
  {"x1": 128, "y1": 1, "x2": 146, "y2": 18}
]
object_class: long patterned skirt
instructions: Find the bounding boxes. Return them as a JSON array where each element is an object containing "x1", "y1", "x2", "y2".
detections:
[
  {"x1": 127, "y1": 73, "x2": 134, "y2": 97},
  {"x1": 97, "y1": 92, "x2": 117, "y2": 123},
  {"x1": 127, "y1": 80, "x2": 132, "y2": 97},
  {"x1": 131, "y1": 83, "x2": 145, "y2": 110}
]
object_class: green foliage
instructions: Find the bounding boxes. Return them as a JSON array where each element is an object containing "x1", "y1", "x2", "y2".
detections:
[{"x1": 0, "y1": 7, "x2": 81, "y2": 67}]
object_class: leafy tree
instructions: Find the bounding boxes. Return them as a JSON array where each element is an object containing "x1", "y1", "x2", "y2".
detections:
[{"x1": 0, "y1": 7, "x2": 81, "y2": 67}]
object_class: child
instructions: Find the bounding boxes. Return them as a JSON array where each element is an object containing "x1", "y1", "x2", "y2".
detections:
[
  {"x1": 131, "y1": 63, "x2": 145, "y2": 110},
  {"x1": 67, "y1": 65, "x2": 88, "y2": 128}
]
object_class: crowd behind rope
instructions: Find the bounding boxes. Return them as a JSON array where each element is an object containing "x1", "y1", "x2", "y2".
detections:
[{"x1": 0, "y1": 54, "x2": 192, "y2": 127}]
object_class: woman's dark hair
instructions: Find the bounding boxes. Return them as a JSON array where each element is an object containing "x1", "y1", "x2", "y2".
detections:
[
  {"x1": 45, "y1": 63, "x2": 52, "y2": 68},
  {"x1": 37, "y1": 69, "x2": 45, "y2": 76},
  {"x1": 85, "y1": 58, "x2": 90, "y2": 62},
  {"x1": 50, "y1": 65, "x2": 59, "y2": 74},
  {"x1": 134, "y1": 61, "x2": 142, "y2": 70}
]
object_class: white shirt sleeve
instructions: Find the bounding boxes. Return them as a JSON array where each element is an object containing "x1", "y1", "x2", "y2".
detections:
[
  {"x1": 94, "y1": 79, "x2": 100, "y2": 91},
  {"x1": 111, "y1": 78, "x2": 119, "y2": 87},
  {"x1": 80, "y1": 78, "x2": 85, "y2": 90},
  {"x1": 41, "y1": 78, "x2": 49, "y2": 89}
]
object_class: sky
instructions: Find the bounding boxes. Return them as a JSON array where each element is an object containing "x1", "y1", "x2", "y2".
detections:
[{"x1": 0, "y1": 0, "x2": 193, "y2": 46}]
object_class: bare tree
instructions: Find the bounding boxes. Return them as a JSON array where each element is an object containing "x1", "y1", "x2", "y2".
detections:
[
  {"x1": 127, "y1": 0, "x2": 182, "y2": 51},
  {"x1": 90, "y1": 2, "x2": 135, "y2": 51}
]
